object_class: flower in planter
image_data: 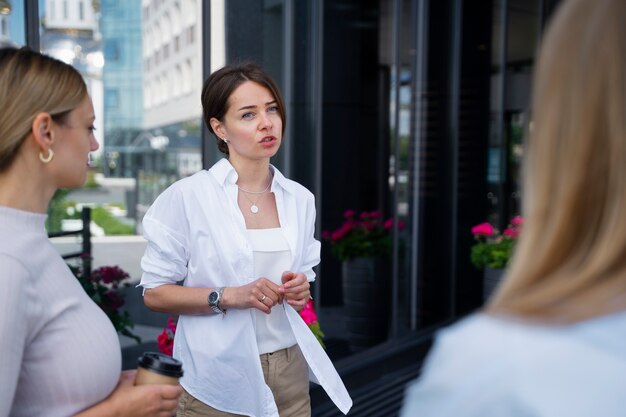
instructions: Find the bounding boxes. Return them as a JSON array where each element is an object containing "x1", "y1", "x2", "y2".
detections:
[
  {"x1": 322, "y1": 210, "x2": 404, "y2": 262},
  {"x1": 69, "y1": 260, "x2": 141, "y2": 343},
  {"x1": 156, "y1": 301, "x2": 326, "y2": 355},
  {"x1": 470, "y1": 216, "x2": 523, "y2": 269},
  {"x1": 157, "y1": 316, "x2": 177, "y2": 356}
]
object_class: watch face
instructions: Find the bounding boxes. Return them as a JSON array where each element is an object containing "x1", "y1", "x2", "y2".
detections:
[{"x1": 208, "y1": 291, "x2": 219, "y2": 305}]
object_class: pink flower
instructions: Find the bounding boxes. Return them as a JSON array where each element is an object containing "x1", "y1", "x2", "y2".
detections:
[
  {"x1": 331, "y1": 223, "x2": 353, "y2": 241},
  {"x1": 471, "y1": 222, "x2": 495, "y2": 237},
  {"x1": 369, "y1": 211, "x2": 382, "y2": 218},
  {"x1": 384, "y1": 219, "x2": 393, "y2": 230},
  {"x1": 343, "y1": 210, "x2": 356, "y2": 218},
  {"x1": 299, "y1": 300, "x2": 318, "y2": 325},
  {"x1": 157, "y1": 329, "x2": 173, "y2": 356},
  {"x1": 503, "y1": 228, "x2": 519, "y2": 238},
  {"x1": 510, "y1": 216, "x2": 524, "y2": 227}
]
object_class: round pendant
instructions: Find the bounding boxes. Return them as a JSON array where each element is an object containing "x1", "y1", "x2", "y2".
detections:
[{"x1": 250, "y1": 204, "x2": 259, "y2": 214}]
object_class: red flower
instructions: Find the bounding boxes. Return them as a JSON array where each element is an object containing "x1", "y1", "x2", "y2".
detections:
[
  {"x1": 343, "y1": 210, "x2": 356, "y2": 218},
  {"x1": 157, "y1": 329, "x2": 173, "y2": 356},
  {"x1": 503, "y1": 227, "x2": 519, "y2": 238},
  {"x1": 157, "y1": 316, "x2": 177, "y2": 356},
  {"x1": 91, "y1": 265, "x2": 129, "y2": 284},
  {"x1": 471, "y1": 222, "x2": 495, "y2": 237}
]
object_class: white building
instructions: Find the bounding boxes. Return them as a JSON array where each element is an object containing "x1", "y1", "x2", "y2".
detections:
[
  {"x1": 142, "y1": 0, "x2": 203, "y2": 130},
  {"x1": 45, "y1": 0, "x2": 99, "y2": 33}
]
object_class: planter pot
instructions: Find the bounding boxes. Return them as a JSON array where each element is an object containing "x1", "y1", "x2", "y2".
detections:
[
  {"x1": 342, "y1": 257, "x2": 390, "y2": 352},
  {"x1": 484, "y1": 267, "x2": 505, "y2": 301}
]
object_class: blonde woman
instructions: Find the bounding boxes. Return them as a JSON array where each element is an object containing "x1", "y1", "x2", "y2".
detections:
[
  {"x1": 0, "y1": 47, "x2": 182, "y2": 417},
  {"x1": 401, "y1": 0, "x2": 626, "y2": 415}
]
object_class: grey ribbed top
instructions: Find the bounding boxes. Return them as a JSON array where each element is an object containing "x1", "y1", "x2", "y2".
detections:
[{"x1": 0, "y1": 205, "x2": 122, "y2": 416}]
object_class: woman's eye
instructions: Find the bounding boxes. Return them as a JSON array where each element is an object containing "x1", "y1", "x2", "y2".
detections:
[
  {"x1": 242, "y1": 112, "x2": 254, "y2": 120},
  {"x1": 89, "y1": 126, "x2": 97, "y2": 133},
  {"x1": 268, "y1": 106, "x2": 279, "y2": 113}
]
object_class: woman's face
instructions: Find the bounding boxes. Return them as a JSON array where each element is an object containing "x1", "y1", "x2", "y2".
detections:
[
  {"x1": 50, "y1": 95, "x2": 99, "y2": 188},
  {"x1": 214, "y1": 81, "x2": 283, "y2": 163}
]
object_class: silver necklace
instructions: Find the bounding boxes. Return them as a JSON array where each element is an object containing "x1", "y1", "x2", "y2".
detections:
[{"x1": 238, "y1": 181, "x2": 271, "y2": 214}]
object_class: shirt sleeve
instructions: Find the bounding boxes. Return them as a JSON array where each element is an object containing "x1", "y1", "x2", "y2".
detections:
[
  {"x1": 0, "y1": 255, "x2": 30, "y2": 417},
  {"x1": 139, "y1": 186, "x2": 191, "y2": 289},
  {"x1": 300, "y1": 193, "x2": 321, "y2": 282}
]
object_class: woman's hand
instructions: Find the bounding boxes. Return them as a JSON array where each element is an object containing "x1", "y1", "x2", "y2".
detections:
[
  {"x1": 74, "y1": 370, "x2": 182, "y2": 417},
  {"x1": 280, "y1": 272, "x2": 310, "y2": 311},
  {"x1": 222, "y1": 278, "x2": 283, "y2": 314}
]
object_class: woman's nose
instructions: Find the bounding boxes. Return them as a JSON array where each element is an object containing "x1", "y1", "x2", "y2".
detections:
[
  {"x1": 91, "y1": 136, "x2": 100, "y2": 151},
  {"x1": 259, "y1": 112, "x2": 273, "y2": 130}
]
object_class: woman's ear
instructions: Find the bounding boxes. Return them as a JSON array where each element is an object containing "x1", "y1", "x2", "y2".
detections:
[
  {"x1": 209, "y1": 117, "x2": 225, "y2": 140},
  {"x1": 31, "y1": 112, "x2": 54, "y2": 150}
]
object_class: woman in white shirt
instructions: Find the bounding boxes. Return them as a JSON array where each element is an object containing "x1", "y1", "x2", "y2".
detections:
[
  {"x1": 0, "y1": 47, "x2": 182, "y2": 417},
  {"x1": 140, "y1": 63, "x2": 351, "y2": 417},
  {"x1": 400, "y1": 0, "x2": 626, "y2": 416}
]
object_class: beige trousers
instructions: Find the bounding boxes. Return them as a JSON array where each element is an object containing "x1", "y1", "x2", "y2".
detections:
[{"x1": 177, "y1": 344, "x2": 310, "y2": 417}]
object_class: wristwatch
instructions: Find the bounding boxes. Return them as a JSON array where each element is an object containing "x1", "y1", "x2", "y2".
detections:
[{"x1": 208, "y1": 287, "x2": 226, "y2": 314}]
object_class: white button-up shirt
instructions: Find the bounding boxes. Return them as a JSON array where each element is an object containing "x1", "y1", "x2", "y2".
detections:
[{"x1": 140, "y1": 158, "x2": 352, "y2": 416}]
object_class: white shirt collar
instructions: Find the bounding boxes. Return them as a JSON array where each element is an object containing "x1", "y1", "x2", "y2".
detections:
[{"x1": 209, "y1": 158, "x2": 295, "y2": 195}]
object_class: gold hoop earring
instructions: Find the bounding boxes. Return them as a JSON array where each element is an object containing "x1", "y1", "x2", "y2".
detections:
[{"x1": 39, "y1": 148, "x2": 54, "y2": 164}]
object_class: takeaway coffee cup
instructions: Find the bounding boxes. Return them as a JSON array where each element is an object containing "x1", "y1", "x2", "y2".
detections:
[{"x1": 135, "y1": 352, "x2": 184, "y2": 386}]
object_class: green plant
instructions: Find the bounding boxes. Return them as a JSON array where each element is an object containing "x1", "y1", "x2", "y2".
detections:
[
  {"x1": 90, "y1": 206, "x2": 135, "y2": 235},
  {"x1": 470, "y1": 216, "x2": 523, "y2": 269},
  {"x1": 47, "y1": 189, "x2": 71, "y2": 232},
  {"x1": 322, "y1": 210, "x2": 403, "y2": 262},
  {"x1": 69, "y1": 259, "x2": 141, "y2": 343}
]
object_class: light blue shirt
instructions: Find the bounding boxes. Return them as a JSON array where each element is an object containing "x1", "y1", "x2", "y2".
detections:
[
  {"x1": 400, "y1": 311, "x2": 626, "y2": 417},
  {"x1": 140, "y1": 158, "x2": 352, "y2": 416}
]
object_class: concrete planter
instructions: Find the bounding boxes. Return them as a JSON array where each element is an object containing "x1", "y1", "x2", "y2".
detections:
[
  {"x1": 484, "y1": 267, "x2": 505, "y2": 301},
  {"x1": 342, "y1": 257, "x2": 390, "y2": 352}
]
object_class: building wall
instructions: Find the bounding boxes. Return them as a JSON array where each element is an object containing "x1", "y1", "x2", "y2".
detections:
[{"x1": 142, "y1": 0, "x2": 202, "y2": 129}]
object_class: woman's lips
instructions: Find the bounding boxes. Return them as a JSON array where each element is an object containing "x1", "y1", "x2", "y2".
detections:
[{"x1": 260, "y1": 136, "x2": 277, "y2": 147}]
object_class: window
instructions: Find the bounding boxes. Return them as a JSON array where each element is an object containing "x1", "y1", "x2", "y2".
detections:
[
  {"x1": 105, "y1": 89, "x2": 119, "y2": 108},
  {"x1": 104, "y1": 40, "x2": 119, "y2": 61}
]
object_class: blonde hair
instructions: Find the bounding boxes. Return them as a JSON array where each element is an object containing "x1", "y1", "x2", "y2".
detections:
[
  {"x1": 487, "y1": 0, "x2": 626, "y2": 322},
  {"x1": 0, "y1": 47, "x2": 87, "y2": 171}
]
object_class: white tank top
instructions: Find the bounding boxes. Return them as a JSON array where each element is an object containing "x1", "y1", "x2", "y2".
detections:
[{"x1": 246, "y1": 227, "x2": 297, "y2": 354}]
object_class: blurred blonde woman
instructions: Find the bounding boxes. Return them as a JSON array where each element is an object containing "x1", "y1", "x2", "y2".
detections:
[
  {"x1": 401, "y1": 0, "x2": 626, "y2": 415},
  {"x1": 0, "y1": 47, "x2": 182, "y2": 417}
]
